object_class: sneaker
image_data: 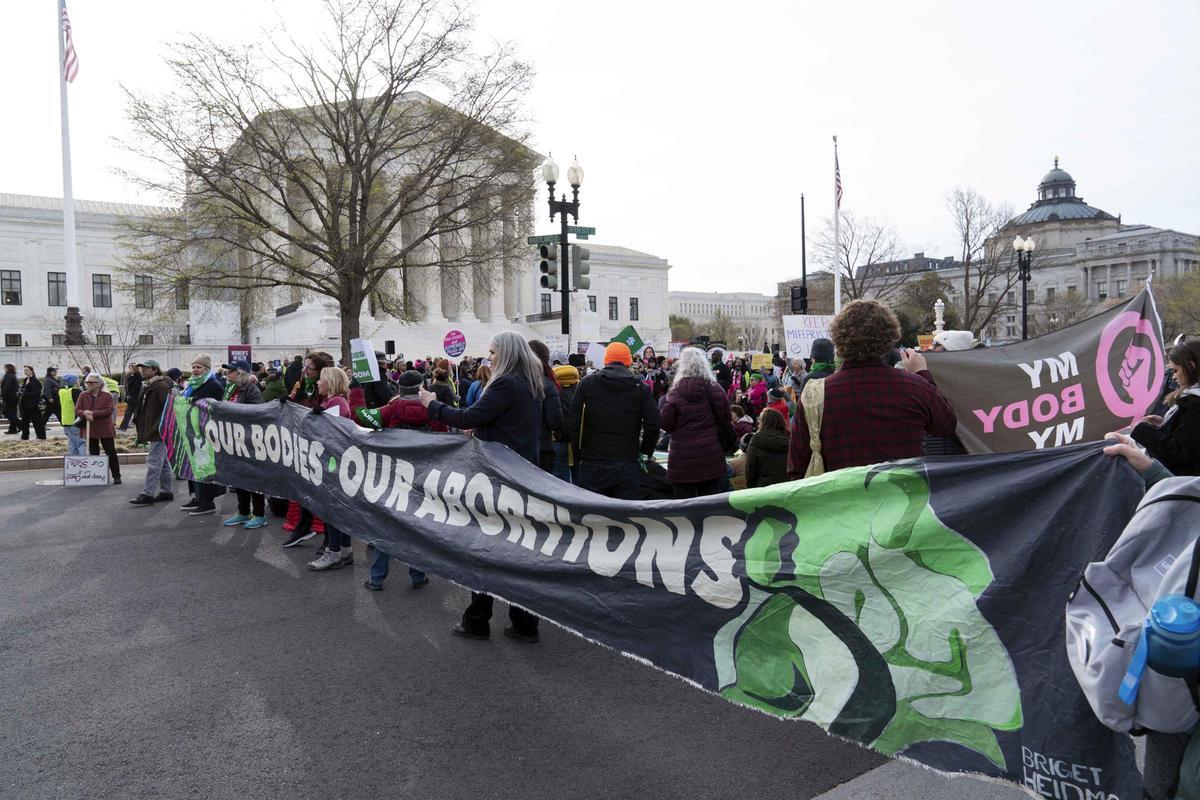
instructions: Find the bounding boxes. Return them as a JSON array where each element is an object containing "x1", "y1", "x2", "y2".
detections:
[
  {"x1": 243, "y1": 516, "x2": 268, "y2": 530},
  {"x1": 112, "y1": 477, "x2": 122, "y2": 485},
  {"x1": 339, "y1": 548, "x2": 354, "y2": 566},
  {"x1": 222, "y1": 514, "x2": 251, "y2": 527},
  {"x1": 188, "y1": 504, "x2": 217, "y2": 516},
  {"x1": 282, "y1": 530, "x2": 316, "y2": 548},
  {"x1": 308, "y1": 549, "x2": 343, "y2": 571},
  {"x1": 180, "y1": 498, "x2": 200, "y2": 511},
  {"x1": 363, "y1": 580, "x2": 383, "y2": 591},
  {"x1": 129, "y1": 494, "x2": 155, "y2": 506},
  {"x1": 411, "y1": 577, "x2": 429, "y2": 590},
  {"x1": 503, "y1": 626, "x2": 539, "y2": 644},
  {"x1": 153, "y1": 492, "x2": 175, "y2": 503}
]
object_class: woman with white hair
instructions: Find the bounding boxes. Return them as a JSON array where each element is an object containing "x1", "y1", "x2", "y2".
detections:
[
  {"x1": 419, "y1": 331, "x2": 546, "y2": 643},
  {"x1": 660, "y1": 347, "x2": 732, "y2": 498}
]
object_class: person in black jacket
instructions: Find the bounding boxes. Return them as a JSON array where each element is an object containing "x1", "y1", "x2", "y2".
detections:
[
  {"x1": 1132, "y1": 340, "x2": 1200, "y2": 476},
  {"x1": 567, "y1": 342, "x2": 660, "y2": 500},
  {"x1": 528, "y1": 340, "x2": 564, "y2": 474},
  {"x1": 745, "y1": 408, "x2": 790, "y2": 488},
  {"x1": 2, "y1": 363, "x2": 19, "y2": 434},
  {"x1": 419, "y1": 331, "x2": 546, "y2": 643},
  {"x1": 118, "y1": 363, "x2": 142, "y2": 431},
  {"x1": 283, "y1": 355, "x2": 303, "y2": 395},
  {"x1": 17, "y1": 366, "x2": 46, "y2": 440},
  {"x1": 710, "y1": 350, "x2": 732, "y2": 393}
]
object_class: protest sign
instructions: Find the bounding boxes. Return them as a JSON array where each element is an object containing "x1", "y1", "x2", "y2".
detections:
[
  {"x1": 349, "y1": 339, "x2": 380, "y2": 383},
  {"x1": 443, "y1": 330, "x2": 466, "y2": 358},
  {"x1": 926, "y1": 288, "x2": 1164, "y2": 454},
  {"x1": 226, "y1": 344, "x2": 252, "y2": 365},
  {"x1": 781, "y1": 315, "x2": 833, "y2": 359},
  {"x1": 167, "y1": 397, "x2": 1147, "y2": 798},
  {"x1": 543, "y1": 334, "x2": 570, "y2": 362},
  {"x1": 584, "y1": 341, "x2": 607, "y2": 366},
  {"x1": 668, "y1": 342, "x2": 685, "y2": 359},
  {"x1": 63, "y1": 455, "x2": 109, "y2": 486},
  {"x1": 750, "y1": 353, "x2": 773, "y2": 370}
]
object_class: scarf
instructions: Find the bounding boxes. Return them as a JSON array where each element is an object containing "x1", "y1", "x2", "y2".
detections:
[
  {"x1": 809, "y1": 361, "x2": 835, "y2": 375},
  {"x1": 184, "y1": 370, "x2": 213, "y2": 398}
]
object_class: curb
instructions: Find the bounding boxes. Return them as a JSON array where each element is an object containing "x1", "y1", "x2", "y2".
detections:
[{"x1": 0, "y1": 452, "x2": 148, "y2": 473}]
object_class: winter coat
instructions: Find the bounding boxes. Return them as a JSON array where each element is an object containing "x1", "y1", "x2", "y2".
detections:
[
  {"x1": 432, "y1": 381, "x2": 458, "y2": 408},
  {"x1": 319, "y1": 395, "x2": 351, "y2": 418},
  {"x1": 747, "y1": 381, "x2": 768, "y2": 414},
  {"x1": 540, "y1": 376, "x2": 563, "y2": 455},
  {"x1": 733, "y1": 416, "x2": 754, "y2": 441},
  {"x1": 42, "y1": 374, "x2": 61, "y2": 401},
  {"x1": 465, "y1": 379, "x2": 485, "y2": 407},
  {"x1": 661, "y1": 376, "x2": 730, "y2": 484},
  {"x1": 381, "y1": 397, "x2": 448, "y2": 432},
  {"x1": 18, "y1": 377, "x2": 42, "y2": 413},
  {"x1": 800, "y1": 366, "x2": 835, "y2": 391},
  {"x1": 567, "y1": 365, "x2": 661, "y2": 463},
  {"x1": 711, "y1": 360, "x2": 732, "y2": 392},
  {"x1": 765, "y1": 399, "x2": 792, "y2": 430},
  {"x1": 76, "y1": 389, "x2": 116, "y2": 439},
  {"x1": 745, "y1": 427, "x2": 790, "y2": 488},
  {"x1": 1, "y1": 371, "x2": 17, "y2": 414},
  {"x1": 261, "y1": 376, "x2": 287, "y2": 402},
  {"x1": 557, "y1": 384, "x2": 577, "y2": 441},
  {"x1": 430, "y1": 373, "x2": 542, "y2": 464},
  {"x1": 283, "y1": 359, "x2": 303, "y2": 391},
  {"x1": 1133, "y1": 388, "x2": 1200, "y2": 476},
  {"x1": 123, "y1": 371, "x2": 143, "y2": 406},
  {"x1": 135, "y1": 374, "x2": 174, "y2": 444},
  {"x1": 229, "y1": 380, "x2": 263, "y2": 405},
  {"x1": 184, "y1": 373, "x2": 225, "y2": 403}
]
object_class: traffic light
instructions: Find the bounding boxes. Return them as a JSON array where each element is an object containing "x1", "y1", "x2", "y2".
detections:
[
  {"x1": 539, "y1": 244, "x2": 558, "y2": 290},
  {"x1": 571, "y1": 244, "x2": 591, "y2": 291},
  {"x1": 790, "y1": 283, "x2": 808, "y2": 314}
]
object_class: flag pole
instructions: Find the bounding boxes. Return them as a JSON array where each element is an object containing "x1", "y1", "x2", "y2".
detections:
[
  {"x1": 832, "y1": 135, "x2": 841, "y2": 315},
  {"x1": 58, "y1": 0, "x2": 83, "y2": 345}
]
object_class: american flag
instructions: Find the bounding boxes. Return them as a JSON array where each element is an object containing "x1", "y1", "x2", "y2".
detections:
[
  {"x1": 61, "y1": 1, "x2": 79, "y2": 83},
  {"x1": 834, "y1": 148, "x2": 843, "y2": 208}
]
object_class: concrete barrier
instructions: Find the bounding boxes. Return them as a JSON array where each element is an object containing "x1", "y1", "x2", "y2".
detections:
[{"x1": 0, "y1": 452, "x2": 148, "y2": 473}]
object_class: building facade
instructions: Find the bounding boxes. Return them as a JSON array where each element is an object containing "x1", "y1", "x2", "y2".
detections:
[{"x1": 669, "y1": 290, "x2": 782, "y2": 349}]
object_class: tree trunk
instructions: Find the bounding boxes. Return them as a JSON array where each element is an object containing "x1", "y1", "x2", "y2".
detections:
[{"x1": 339, "y1": 296, "x2": 362, "y2": 368}]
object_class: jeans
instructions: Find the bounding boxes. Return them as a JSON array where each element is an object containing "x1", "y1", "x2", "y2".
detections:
[
  {"x1": 88, "y1": 437, "x2": 121, "y2": 480},
  {"x1": 576, "y1": 458, "x2": 640, "y2": 500},
  {"x1": 236, "y1": 488, "x2": 264, "y2": 517},
  {"x1": 551, "y1": 441, "x2": 573, "y2": 483},
  {"x1": 65, "y1": 425, "x2": 87, "y2": 456},
  {"x1": 142, "y1": 440, "x2": 174, "y2": 496},
  {"x1": 369, "y1": 547, "x2": 426, "y2": 586},
  {"x1": 324, "y1": 522, "x2": 351, "y2": 552}
]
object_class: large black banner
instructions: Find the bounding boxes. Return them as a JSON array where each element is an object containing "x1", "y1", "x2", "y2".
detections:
[{"x1": 169, "y1": 398, "x2": 1146, "y2": 797}]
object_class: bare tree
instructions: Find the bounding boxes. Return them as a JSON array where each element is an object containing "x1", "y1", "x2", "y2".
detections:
[
  {"x1": 38, "y1": 305, "x2": 186, "y2": 376},
  {"x1": 812, "y1": 210, "x2": 906, "y2": 304},
  {"x1": 699, "y1": 309, "x2": 740, "y2": 349},
  {"x1": 1028, "y1": 288, "x2": 1093, "y2": 337},
  {"x1": 946, "y1": 187, "x2": 1021, "y2": 335},
  {"x1": 119, "y1": 0, "x2": 540, "y2": 363}
]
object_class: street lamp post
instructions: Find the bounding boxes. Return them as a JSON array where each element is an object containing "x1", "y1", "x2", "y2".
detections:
[
  {"x1": 1012, "y1": 235, "x2": 1036, "y2": 340},
  {"x1": 541, "y1": 155, "x2": 584, "y2": 336}
]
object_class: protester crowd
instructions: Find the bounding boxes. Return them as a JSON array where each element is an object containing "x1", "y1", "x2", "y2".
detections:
[{"x1": 8, "y1": 299, "x2": 1199, "y2": 796}]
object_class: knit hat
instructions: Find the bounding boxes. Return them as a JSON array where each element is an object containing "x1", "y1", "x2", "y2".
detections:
[
  {"x1": 63, "y1": 374, "x2": 78, "y2": 387},
  {"x1": 166, "y1": 368, "x2": 183, "y2": 381},
  {"x1": 810, "y1": 338, "x2": 835, "y2": 363},
  {"x1": 191, "y1": 354, "x2": 212, "y2": 369},
  {"x1": 553, "y1": 365, "x2": 580, "y2": 387},
  {"x1": 604, "y1": 342, "x2": 632, "y2": 366},
  {"x1": 932, "y1": 330, "x2": 976, "y2": 352},
  {"x1": 768, "y1": 387, "x2": 786, "y2": 400},
  {"x1": 397, "y1": 370, "x2": 424, "y2": 392}
]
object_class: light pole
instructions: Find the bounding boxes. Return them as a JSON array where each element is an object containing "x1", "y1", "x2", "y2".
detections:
[
  {"x1": 1012, "y1": 235, "x2": 1036, "y2": 340},
  {"x1": 541, "y1": 155, "x2": 584, "y2": 336}
]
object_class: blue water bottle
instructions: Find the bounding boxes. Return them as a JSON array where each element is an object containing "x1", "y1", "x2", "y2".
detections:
[{"x1": 1120, "y1": 595, "x2": 1200, "y2": 705}]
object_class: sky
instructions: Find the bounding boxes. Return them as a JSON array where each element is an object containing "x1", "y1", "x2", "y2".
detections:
[{"x1": 2, "y1": 0, "x2": 1198, "y2": 296}]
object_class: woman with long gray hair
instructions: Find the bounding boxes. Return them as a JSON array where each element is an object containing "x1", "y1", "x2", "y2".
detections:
[
  {"x1": 419, "y1": 331, "x2": 546, "y2": 643},
  {"x1": 661, "y1": 347, "x2": 731, "y2": 498}
]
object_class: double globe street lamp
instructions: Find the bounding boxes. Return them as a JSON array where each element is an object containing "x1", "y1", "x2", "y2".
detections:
[
  {"x1": 541, "y1": 155, "x2": 584, "y2": 336},
  {"x1": 1012, "y1": 235, "x2": 1036, "y2": 340}
]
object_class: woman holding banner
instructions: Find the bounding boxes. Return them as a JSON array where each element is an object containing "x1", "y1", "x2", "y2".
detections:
[
  {"x1": 419, "y1": 331, "x2": 544, "y2": 644},
  {"x1": 1133, "y1": 340, "x2": 1200, "y2": 476}
]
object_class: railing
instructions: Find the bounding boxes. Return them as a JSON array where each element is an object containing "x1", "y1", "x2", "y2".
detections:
[{"x1": 525, "y1": 311, "x2": 562, "y2": 323}]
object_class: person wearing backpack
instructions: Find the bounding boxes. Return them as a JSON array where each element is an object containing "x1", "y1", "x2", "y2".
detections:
[
  {"x1": 567, "y1": 342, "x2": 660, "y2": 500},
  {"x1": 1133, "y1": 340, "x2": 1200, "y2": 477},
  {"x1": 361, "y1": 370, "x2": 436, "y2": 591},
  {"x1": 552, "y1": 364, "x2": 580, "y2": 483}
]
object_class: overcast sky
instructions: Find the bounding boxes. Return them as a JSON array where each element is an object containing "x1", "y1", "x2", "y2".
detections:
[{"x1": 2, "y1": 0, "x2": 1197, "y2": 295}]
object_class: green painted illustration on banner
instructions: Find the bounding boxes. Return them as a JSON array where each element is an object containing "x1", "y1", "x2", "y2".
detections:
[
  {"x1": 720, "y1": 466, "x2": 1022, "y2": 768},
  {"x1": 170, "y1": 396, "x2": 217, "y2": 480}
]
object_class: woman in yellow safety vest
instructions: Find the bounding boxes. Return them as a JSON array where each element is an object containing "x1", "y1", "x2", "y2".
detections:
[{"x1": 59, "y1": 374, "x2": 86, "y2": 456}]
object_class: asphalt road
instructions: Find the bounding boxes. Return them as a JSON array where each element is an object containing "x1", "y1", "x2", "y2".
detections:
[{"x1": 0, "y1": 466, "x2": 885, "y2": 800}]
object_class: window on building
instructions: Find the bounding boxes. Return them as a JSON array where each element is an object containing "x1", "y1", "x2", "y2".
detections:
[
  {"x1": 52, "y1": 334, "x2": 65, "y2": 346},
  {"x1": 4, "y1": 333, "x2": 21, "y2": 347},
  {"x1": 587, "y1": 295, "x2": 596, "y2": 312},
  {"x1": 540, "y1": 293, "x2": 551, "y2": 315},
  {"x1": 629, "y1": 297, "x2": 639, "y2": 321},
  {"x1": 1045, "y1": 287, "x2": 1056, "y2": 301},
  {"x1": 1, "y1": 270, "x2": 21, "y2": 305},
  {"x1": 1005, "y1": 291, "x2": 1014, "y2": 304},
  {"x1": 1026, "y1": 288, "x2": 1035, "y2": 304},
  {"x1": 1115, "y1": 279, "x2": 1127, "y2": 297},
  {"x1": 1097, "y1": 281, "x2": 1108, "y2": 301},
  {"x1": 92, "y1": 274, "x2": 112, "y2": 308},
  {"x1": 94, "y1": 334, "x2": 112, "y2": 346},
  {"x1": 47, "y1": 272, "x2": 67, "y2": 307},
  {"x1": 608, "y1": 296, "x2": 618, "y2": 321},
  {"x1": 134, "y1": 275, "x2": 154, "y2": 309},
  {"x1": 987, "y1": 292, "x2": 997, "y2": 306},
  {"x1": 178, "y1": 329, "x2": 192, "y2": 346},
  {"x1": 1005, "y1": 325, "x2": 1016, "y2": 338},
  {"x1": 138, "y1": 334, "x2": 154, "y2": 345},
  {"x1": 175, "y1": 280, "x2": 190, "y2": 310}
]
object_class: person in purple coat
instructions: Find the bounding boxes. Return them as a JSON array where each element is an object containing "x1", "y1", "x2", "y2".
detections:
[{"x1": 660, "y1": 347, "x2": 731, "y2": 499}]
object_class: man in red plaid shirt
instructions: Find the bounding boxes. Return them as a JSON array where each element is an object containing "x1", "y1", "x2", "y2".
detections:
[{"x1": 788, "y1": 299, "x2": 958, "y2": 477}]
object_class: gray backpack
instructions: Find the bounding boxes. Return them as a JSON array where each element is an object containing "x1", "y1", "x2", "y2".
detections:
[{"x1": 1066, "y1": 476, "x2": 1200, "y2": 733}]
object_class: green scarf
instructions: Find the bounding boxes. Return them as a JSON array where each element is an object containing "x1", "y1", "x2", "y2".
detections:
[
  {"x1": 186, "y1": 370, "x2": 212, "y2": 393},
  {"x1": 809, "y1": 361, "x2": 835, "y2": 375}
]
